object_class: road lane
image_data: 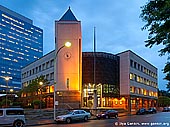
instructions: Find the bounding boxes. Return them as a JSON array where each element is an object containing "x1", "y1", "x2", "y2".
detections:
[{"x1": 29, "y1": 112, "x2": 170, "y2": 127}]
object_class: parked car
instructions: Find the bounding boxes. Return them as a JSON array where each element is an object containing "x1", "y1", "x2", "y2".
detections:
[
  {"x1": 0, "y1": 108, "x2": 26, "y2": 127},
  {"x1": 147, "y1": 107, "x2": 157, "y2": 114},
  {"x1": 96, "y1": 110, "x2": 118, "y2": 119},
  {"x1": 136, "y1": 108, "x2": 147, "y2": 115},
  {"x1": 162, "y1": 107, "x2": 170, "y2": 112},
  {"x1": 55, "y1": 110, "x2": 91, "y2": 124}
]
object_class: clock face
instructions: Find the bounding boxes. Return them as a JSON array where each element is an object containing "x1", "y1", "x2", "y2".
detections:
[{"x1": 64, "y1": 52, "x2": 71, "y2": 59}]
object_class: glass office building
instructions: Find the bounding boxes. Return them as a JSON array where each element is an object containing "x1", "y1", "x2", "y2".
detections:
[
  {"x1": 0, "y1": 5, "x2": 43, "y2": 91},
  {"x1": 82, "y1": 52, "x2": 120, "y2": 107}
]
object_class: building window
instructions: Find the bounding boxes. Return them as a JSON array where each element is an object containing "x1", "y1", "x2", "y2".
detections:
[
  {"x1": 42, "y1": 63, "x2": 45, "y2": 70},
  {"x1": 46, "y1": 74, "x2": 49, "y2": 80},
  {"x1": 130, "y1": 59, "x2": 133, "y2": 67},
  {"x1": 50, "y1": 72, "x2": 54, "y2": 80},
  {"x1": 130, "y1": 73, "x2": 133, "y2": 80},
  {"x1": 134, "y1": 62, "x2": 137, "y2": 69},
  {"x1": 141, "y1": 65, "x2": 143, "y2": 72},
  {"x1": 130, "y1": 86, "x2": 134, "y2": 93},
  {"x1": 39, "y1": 65, "x2": 41, "y2": 71},
  {"x1": 50, "y1": 59, "x2": 54, "y2": 67},
  {"x1": 46, "y1": 61, "x2": 49, "y2": 69},
  {"x1": 36, "y1": 67, "x2": 38, "y2": 73},
  {"x1": 137, "y1": 76, "x2": 140, "y2": 82},
  {"x1": 134, "y1": 74, "x2": 137, "y2": 81},
  {"x1": 135, "y1": 87, "x2": 139, "y2": 94},
  {"x1": 29, "y1": 70, "x2": 31, "y2": 75},
  {"x1": 138, "y1": 64, "x2": 140, "y2": 70},
  {"x1": 103, "y1": 84, "x2": 108, "y2": 93},
  {"x1": 140, "y1": 88, "x2": 143, "y2": 95},
  {"x1": 32, "y1": 69, "x2": 34, "y2": 74}
]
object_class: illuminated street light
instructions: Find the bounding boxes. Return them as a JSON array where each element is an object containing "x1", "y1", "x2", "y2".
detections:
[
  {"x1": 54, "y1": 41, "x2": 71, "y2": 120},
  {"x1": 39, "y1": 81, "x2": 43, "y2": 114},
  {"x1": 65, "y1": 41, "x2": 71, "y2": 47}
]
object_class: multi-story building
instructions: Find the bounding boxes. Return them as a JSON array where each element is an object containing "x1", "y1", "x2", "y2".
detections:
[
  {"x1": 117, "y1": 50, "x2": 158, "y2": 112},
  {"x1": 0, "y1": 5, "x2": 43, "y2": 91},
  {"x1": 82, "y1": 52, "x2": 120, "y2": 108},
  {"x1": 21, "y1": 7, "x2": 158, "y2": 111},
  {"x1": 21, "y1": 7, "x2": 82, "y2": 109}
]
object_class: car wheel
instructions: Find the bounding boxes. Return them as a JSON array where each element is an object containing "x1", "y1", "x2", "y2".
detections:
[
  {"x1": 13, "y1": 120, "x2": 24, "y2": 127},
  {"x1": 84, "y1": 116, "x2": 88, "y2": 121},
  {"x1": 105, "y1": 115, "x2": 109, "y2": 119},
  {"x1": 66, "y1": 118, "x2": 72, "y2": 124}
]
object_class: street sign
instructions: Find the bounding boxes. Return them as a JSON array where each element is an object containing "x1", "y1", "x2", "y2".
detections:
[{"x1": 55, "y1": 101, "x2": 58, "y2": 105}]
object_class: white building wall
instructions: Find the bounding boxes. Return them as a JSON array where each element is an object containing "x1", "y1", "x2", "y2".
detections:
[
  {"x1": 21, "y1": 51, "x2": 55, "y2": 87},
  {"x1": 118, "y1": 50, "x2": 158, "y2": 98},
  {"x1": 118, "y1": 51, "x2": 130, "y2": 95}
]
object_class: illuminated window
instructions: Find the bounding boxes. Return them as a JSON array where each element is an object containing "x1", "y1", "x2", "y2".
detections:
[
  {"x1": 130, "y1": 86, "x2": 134, "y2": 93},
  {"x1": 130, "y1": 73, "x2": 133, "y2": 80},
  {"x1": 140, "y1": 88, "x2": 143, "y2": 95},
  {"x1": 137, "y1": 76, "x2": 140, "y2": 82}
]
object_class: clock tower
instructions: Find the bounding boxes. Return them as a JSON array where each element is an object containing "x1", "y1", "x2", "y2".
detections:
[{"x1": 55, "y1": 7, "x2": 82, "y2": 108}]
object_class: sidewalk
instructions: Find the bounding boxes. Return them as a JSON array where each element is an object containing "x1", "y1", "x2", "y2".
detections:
[{"x1": 26, "y1": 111, "x2": 135, "y2": 126}]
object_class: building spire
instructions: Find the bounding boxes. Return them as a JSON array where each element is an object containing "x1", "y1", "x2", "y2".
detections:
[{"x1": 59, "y1": 7, "x2": 78, "y2": 21}]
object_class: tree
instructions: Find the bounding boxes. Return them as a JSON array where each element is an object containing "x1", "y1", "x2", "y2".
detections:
[
  {"x1": 158, "y1": 89, "x2": 170, "y2": 97},
  {"x1": 158, "y1": 96, "x2": 170, "y2": 107},
  {"x1": 140, "y1": 0, "x2": 170, "y2": 85},
  {"x1": 21, "y1": 75, "x2": 49, "y2": 96},
  {"x1": 18, "y1": 75, "x2": 49, "y2": 107}
]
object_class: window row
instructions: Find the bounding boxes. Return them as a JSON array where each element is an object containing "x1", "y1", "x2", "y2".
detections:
[
  {"x1": 22, "y1": 72, "x2": 54, "y2": 88},
  {"x1": 22, "y1": 59, "x2": 54, "y2": 78},
  {"x1": 130, "y1": 73, "x2": 157, "y2": 88},
  {"x1": 130, "y1": 86, "x2": 157, "y2": 97},
  {"x1": 130, "y1": 59, "x2": 157, "y2": 79}
]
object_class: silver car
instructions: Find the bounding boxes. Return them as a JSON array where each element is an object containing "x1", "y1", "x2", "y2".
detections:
[
  {"x1": 56, "y1": 110, "x2": 91, "y2": 123},
  {"x1": 0, "y1": 108, "x2": 26, "y2": 127}
]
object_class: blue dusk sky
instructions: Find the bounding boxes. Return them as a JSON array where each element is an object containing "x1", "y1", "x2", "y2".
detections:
[{"x1": 0, "y1": 0, "x2": 168, "y2": 90}]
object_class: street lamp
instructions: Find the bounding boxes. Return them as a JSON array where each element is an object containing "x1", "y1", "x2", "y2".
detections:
[
  {"x1": 5, "y1": 76, "x2": 10, "y2": 107},
  {"x1": 39, "y1": 81, "x2": 43, "y2": 113},
  {"x1": 54, "y1": 41, "x2": 71, "y2": 120}
]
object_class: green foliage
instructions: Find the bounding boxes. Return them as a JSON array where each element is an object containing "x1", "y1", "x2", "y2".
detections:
[
  {"x1": 20, "y1": 75, "x2": 49, "y2": 96},
  {"x1": 158, "y1": 89, "x2": 170, "y2": 97},
  {"x1": 158, "y1": 96, "x2": 170, "y2": 107},
  {"x1": 0, "y1": 99, "x2": 11, "y2": 107},
  {"x1": 33, "y1": 100, "x2": 41, "y2": 105},
  {"x1": 140, "y1": 0, "x2": 170, "y2": 83}
]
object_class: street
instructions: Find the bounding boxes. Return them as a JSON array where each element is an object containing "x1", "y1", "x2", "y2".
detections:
[{"x1": 28, "y1": 112, "x2": 170, "y2": 127}]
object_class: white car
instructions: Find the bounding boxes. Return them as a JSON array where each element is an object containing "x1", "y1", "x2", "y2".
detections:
[
  {"x1": 56, "y1": 110, "x2": 91, "y2": 124},
  {"x1": 0, "y1": 108, "x2": 26, "y2": 127}
]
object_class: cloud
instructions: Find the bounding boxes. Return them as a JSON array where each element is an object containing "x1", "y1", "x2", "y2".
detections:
[{"x1": 0, "y1": 0, "x2": 168, "y2": 90}]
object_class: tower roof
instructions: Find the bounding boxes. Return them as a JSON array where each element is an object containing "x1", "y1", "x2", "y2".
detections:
[{"x1": 59, "y1": 7, "x2": 78, "y2": 21}]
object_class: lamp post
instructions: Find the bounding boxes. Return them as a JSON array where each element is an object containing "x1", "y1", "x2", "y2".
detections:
[
  {"x1": 5, "y1": 76, "x2": 10, "y2": 107},
  {"x1": 54, "y1": 41, "x2": 71, "y2": 120},
  {"x1": 39, "y1": 81, "x2": 43, "y2": 114}
]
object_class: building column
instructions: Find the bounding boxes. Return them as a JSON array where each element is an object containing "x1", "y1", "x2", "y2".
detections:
[{"x1": 128, "y1": 96, "x2": 131, "y2": 114}]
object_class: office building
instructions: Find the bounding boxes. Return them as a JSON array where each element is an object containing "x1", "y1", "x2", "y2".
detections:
[
  {"x1": 0, "y1": 5, "x2": 43, "y2": 91},
  {"x1": 21, "y1": 8, "x2": 158, "y2": 111},
  {"x1": 117, "y1": 50, "x2": 158, "y2": 111},
  {"x1": 82, "y1": 52, "x2": 120, "y2": 108}
]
